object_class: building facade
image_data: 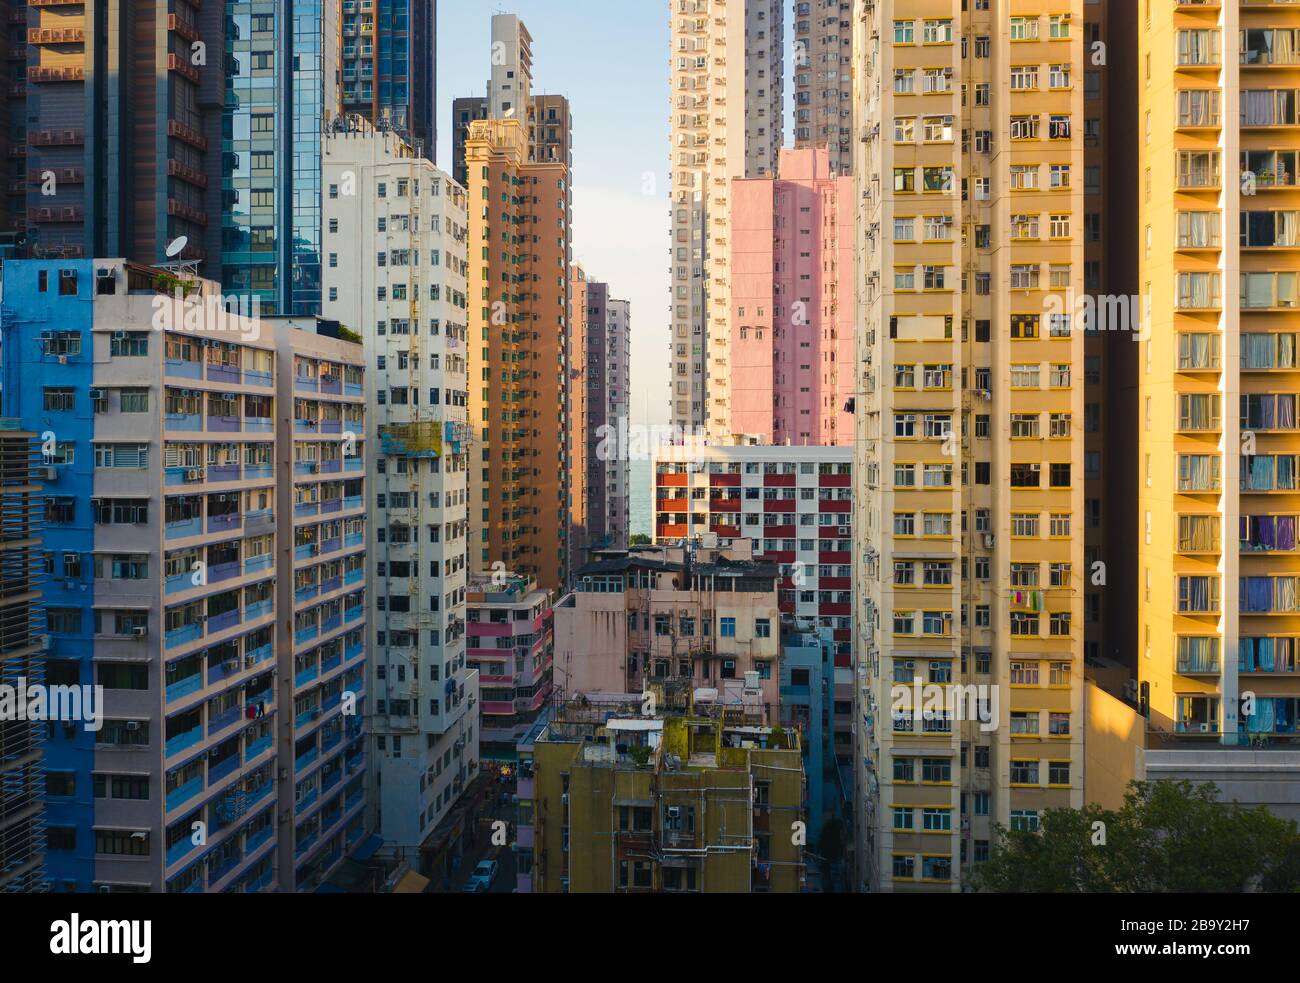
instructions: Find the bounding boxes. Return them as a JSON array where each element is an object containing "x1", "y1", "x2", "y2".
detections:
[
  {"x1": 321, "y1": 118, "x2": 481, "y2": 855},
  {"x1": 555, "y1": 542, "x2": 782, "y2": 718},
  {"x1": 219, "y1": 0, "x2": 339, "y2": 316},
  {"x1": 651, "y1": 442, "x2": 854, "y2": 764},
  {"x1": 792, "y1": 0, "x2": 854, "y2": 175},
  {"x1": 466, "y1": 574, "x2": 553, "y2": 753},
  {"x1": 1137, "y1": 0, "x2": 1300, "y2": 746},
  {"x1": 669, "y1": 0, "x2": 784, "y2": 433},
  {"x1": 0, "y1": 258, "x2": 370, "y2": 892},
  {"x1": 779, "y1": 621, "x2": 839, "y2": 848},
  {"x1": 340, "y1": 0, "x2": 438, "y2": 157},
  {"x1": 23, "y1": 0, "x2": 216, "y2": 266},
  {"x1": 530, "y1": 686, "x2": 804, "y2": 892},
  {"x1": 730, "y1": 146, "x2": 854, "y2": 445},
  {"x1": 465, "y1": 116, "x2": 573, "y2": 592},
  {"x1": 0, "y1": 421, "x2": 45, "y2": 892},
  {"x1": 852, "y1": 0, "x2": 1087, "y2": 892},
  {"x1": 579, "y1": 272, "x2": 631, "y2": 553}
]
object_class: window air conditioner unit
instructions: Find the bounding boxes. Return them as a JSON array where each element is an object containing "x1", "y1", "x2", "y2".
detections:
[
  {"x1": 132, "y1": 626, "x2": 148, "y2": 637},
  {"x1": 125, "y1": 720, "x2": 141, "y2": 731}
]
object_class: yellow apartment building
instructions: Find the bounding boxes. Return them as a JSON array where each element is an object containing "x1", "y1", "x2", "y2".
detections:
[{"x1": 1138, "y1": 0, "x2": 1300, "y2": 744}]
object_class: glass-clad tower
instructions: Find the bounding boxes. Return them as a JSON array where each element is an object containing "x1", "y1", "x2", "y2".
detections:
[{"x1": 222, "y1": 0, "x2": 339, "y2": 316}]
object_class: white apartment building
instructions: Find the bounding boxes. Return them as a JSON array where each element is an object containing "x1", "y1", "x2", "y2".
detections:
[
  {"x1": 669, "y1": 0, "x2": 784, "y2": 433},
  {"x1": 322, "y1": 116, "x2": 481, "y2": 855}
]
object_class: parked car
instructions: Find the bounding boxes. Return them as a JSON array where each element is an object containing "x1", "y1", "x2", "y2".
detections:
[{"x1": 462, "y1": 859, "x2": 498, "y2": 893}]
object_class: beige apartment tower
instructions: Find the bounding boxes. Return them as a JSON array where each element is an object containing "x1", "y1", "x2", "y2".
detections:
[
  {"x1": 669, "y1": 0, "x2": 785, "y2": 433},
  {"x1": 852, "y1": 0, "x2": 1088, "y2": 892},
  {"x1": 793, "y1": 0, "x2": 855, "y2": 175}
]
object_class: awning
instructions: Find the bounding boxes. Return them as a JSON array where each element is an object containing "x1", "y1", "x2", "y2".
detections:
[{"x1": 392, "y1": 870, "x2": 430, "y2": 894}]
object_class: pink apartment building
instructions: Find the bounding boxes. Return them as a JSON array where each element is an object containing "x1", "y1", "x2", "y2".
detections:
[
  {"x1": 730, "y1": 147, "x2": 854, "y2": 445},
  {"x1": 466, "y1": 575, "x2": 554, "y2": 752}
]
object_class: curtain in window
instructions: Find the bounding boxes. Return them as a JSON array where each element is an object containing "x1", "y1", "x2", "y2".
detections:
[
  {"x1": 1280, "y1": 394, "x2": 1297, "y2": 429},
  {"x1": 1260, "y1": 637, "x2": 1277, "y2": 672},
  {"x1": 1279, "y1": 514, "x2": 1297, "y2": 551},
  {"x1": 1243, "y1": 89, "x2": 1274, "y2": 125},
  {"x1": 1277, "y1": 576, "x2": 1299, "y2": 612},
  {"x1": 1242, "y1": 454, "x2": 1274, "y2": 490},
  {"x1": 1276, "y1": 699, "x2": 1293, "y2": 734},
  {"x1": 1242, "y1": 576, "x2": 1274, "y2": 612},
  {"x1": 1275, "y1": 29, "x2": 1296, "y2": 65},
  {"x1": 1280, "y1": 455, "x2": 1296, "y2": 489},
  {"x1": 1246, "y1": 698, "x2": 1276, "y2": 734},
  {"x1": 1274, "y1": 331, "x2": 1294, "y2": 366},
  {"x1": 1242, "y1": 333, "x2": 1275, "y2": 368},
  {"x1": 1244, "y1": 272, "x2": 1275, "y2": 308}
]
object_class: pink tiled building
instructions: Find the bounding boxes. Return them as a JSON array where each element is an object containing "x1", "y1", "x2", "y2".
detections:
[{"x1": 729, "y1": 147, "x2": 854, "y2": 446}]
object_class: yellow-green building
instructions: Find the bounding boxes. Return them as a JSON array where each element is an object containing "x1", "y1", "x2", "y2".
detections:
[{"x1": 530, "y1": 686, "x2": 805, "y2": 892}]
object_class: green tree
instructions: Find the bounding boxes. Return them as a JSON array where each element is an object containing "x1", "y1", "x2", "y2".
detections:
[
  {"x1": 973, "y1": 780, "x2": 1300, "y2": 893},
  {"x1": 629, "y1": 533, "x2": 651, "y2": 546}
]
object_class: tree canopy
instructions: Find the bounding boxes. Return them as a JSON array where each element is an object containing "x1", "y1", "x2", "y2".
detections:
[{"x1": 972, "y1": 780, "x2": 1300, "y2": 893}]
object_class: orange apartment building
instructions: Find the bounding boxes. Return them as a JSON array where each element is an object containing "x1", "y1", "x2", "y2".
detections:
[{"x1": 465, "y1": 116, "x2": 573, "y2": 592}]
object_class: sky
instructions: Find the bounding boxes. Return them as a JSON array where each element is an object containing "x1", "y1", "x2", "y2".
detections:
[{"x1": 436, "y1": 1, "x2": 797, "y2": 429}]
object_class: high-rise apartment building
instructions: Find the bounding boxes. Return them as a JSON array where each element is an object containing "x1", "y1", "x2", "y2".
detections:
[
  {"x1": 569, "y1": 265, "x2": 590, "y2": 579},
  {"x1": 0, "y1": 258, "x2": 370, "y2": 893},
  {"x1": 852, "y1": 0, "x2": 1087, "y2": 892},
  {"x1": 0, "y1": 1, "x2": 28, "y2": 255},
  {"x1": 273, "y1": 324, "x2": 371, "y2": 893},
  {"x1": 465, "y1": 115, "x2": 573, "y2": 592},
  {"x1": 792, "y1": 0, "x2": 854, "y2": 175},
  {"x1": 1136, "y1": 1, "x2": 1300, "y2": 745},
  {"x1": 730, "y1": 146, "x2": 854, "y2": 445},
  {"x1": 321, "y1": 118, "x2": 482, "y2": 855},
  {"x1": 451, "y1": 16, "x2": 572, "y2": 188},
  {"x1": 1082, "y1": 0, "x2": 1138, "y2": 674},
  {"x1": 23, "y1": 0, "x2": 216, "y2": 266},
  {"x1": 669, "y1": 0, "x2": 784, "y2": 434},
  {"x1": 340, "y1": 0, "x2": 438, "y2": 157},
  {"x1": 575, "y1": 269, "x2": 631, "y2": 553},
  {"x1": 0, "y1": 421, "x2": 44, "y2": 892},
  {"x1": 488, "y1": 13, "x2": 532, "y2": 122}
]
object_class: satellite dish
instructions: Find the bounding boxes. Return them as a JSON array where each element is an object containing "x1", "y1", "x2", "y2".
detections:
[
  {"x1": 503, "y1": 107, "x2": 515, "y2": 119},
  {"x1": 165, "y1": 236, "x2": 188, "y2": 258}
]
